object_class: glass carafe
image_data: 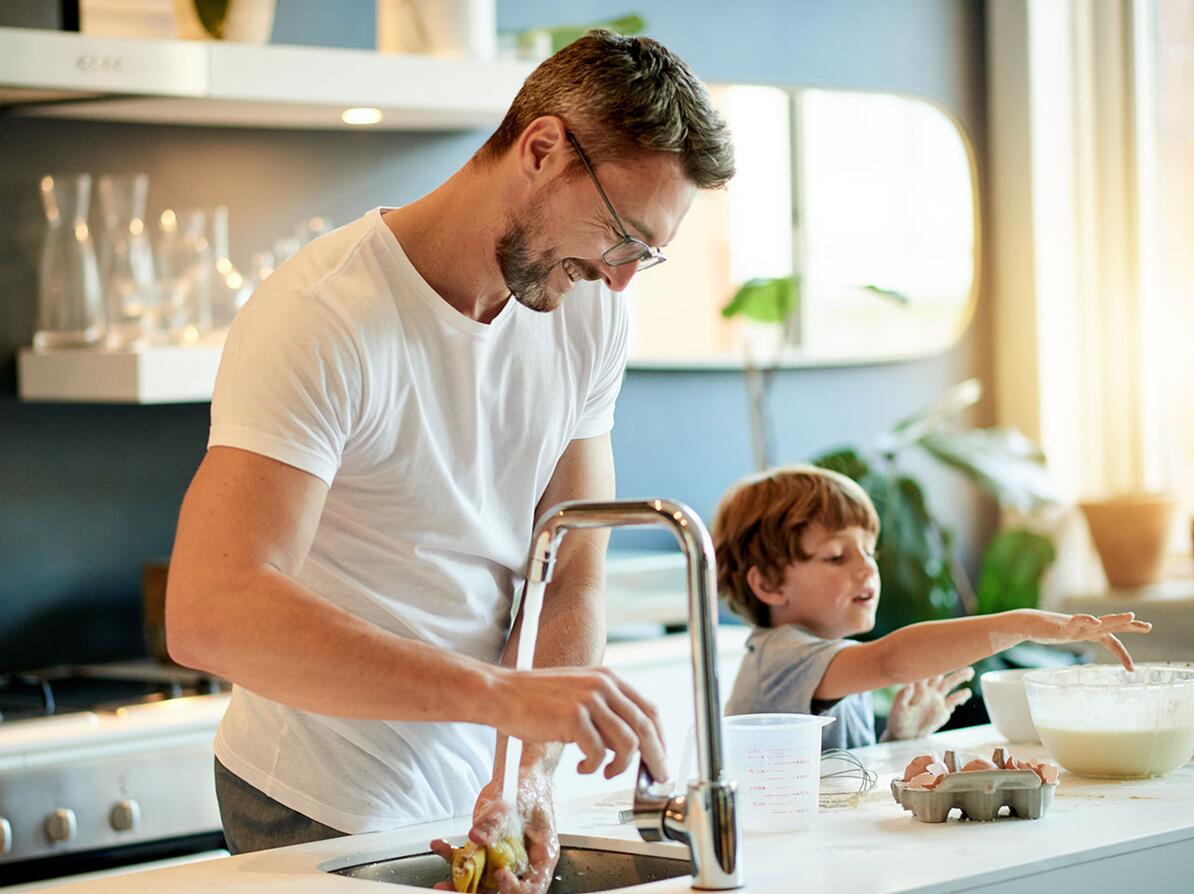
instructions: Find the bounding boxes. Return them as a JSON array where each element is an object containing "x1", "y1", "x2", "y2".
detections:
[
  {"x1": 98, "y1": 173, "x2": 157, "y2": 348},
  {"x1": 156, "y1": 208, "x2": 213, "y2": 341},
  {"x1": 210, "y1": 205, "x2": 244, "y2": 329},
  {"x1": 35, "y1": 174, "x2": 103, "y2": 349}
]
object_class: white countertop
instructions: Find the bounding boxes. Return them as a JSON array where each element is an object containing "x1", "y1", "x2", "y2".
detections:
[{"x1": 27, "y1": 725, "x2": 1194, "y2": 894}]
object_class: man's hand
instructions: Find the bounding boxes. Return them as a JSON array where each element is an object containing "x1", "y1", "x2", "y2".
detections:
[
  {"x1": 1023, "y1": 611, "x2": 1152, "y2": 671},
  {"x1": 485, "y1": 666, "x2": 668, "y2": 783},
  {"x1": 882, "y1": 667, "x2": 974, "y2": 741},
  {"x1": 431, "y1": 772, "x2": 559, "y2": 894}
]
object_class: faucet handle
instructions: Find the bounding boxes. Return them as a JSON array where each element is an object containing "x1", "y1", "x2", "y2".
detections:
[{"x1": 633, "y1": 760, "x2": 687, "y2": 844}]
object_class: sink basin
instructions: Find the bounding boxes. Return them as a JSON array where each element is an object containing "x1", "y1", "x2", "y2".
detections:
[{"x1": 326, "y1": 834, "x2": 692, "y2": 893}]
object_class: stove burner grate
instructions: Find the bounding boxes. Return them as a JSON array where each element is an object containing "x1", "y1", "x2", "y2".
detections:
[{"x1": 0, "y1": 664, "x2": 227, "y2": 723}]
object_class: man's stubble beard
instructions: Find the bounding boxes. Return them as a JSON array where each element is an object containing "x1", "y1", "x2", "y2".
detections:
[{"x1": 495, "y1": 216, "x2": 570, "y2": 314}]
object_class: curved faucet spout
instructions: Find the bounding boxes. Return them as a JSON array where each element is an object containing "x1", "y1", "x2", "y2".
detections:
[{"x1": 525, "y1": 499, "x2": 742, "y2": 890}]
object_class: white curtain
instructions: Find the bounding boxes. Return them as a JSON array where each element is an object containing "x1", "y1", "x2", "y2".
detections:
[{"x1": 987, "y1": 0, "x2": 1189, "y2": 598}]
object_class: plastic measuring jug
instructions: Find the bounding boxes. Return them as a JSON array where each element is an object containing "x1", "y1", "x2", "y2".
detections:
[{"x1": 723, "y1": 713, "x2": 835, "y2": 832}]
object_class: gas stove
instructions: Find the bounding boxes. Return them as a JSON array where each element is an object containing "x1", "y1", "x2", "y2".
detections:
[
  {"x1": 0, "y1": 662, "x2": 226, "y2": 723},
  {"x1": 0, "y1": 661, "x2": 231, "y2": 884}
]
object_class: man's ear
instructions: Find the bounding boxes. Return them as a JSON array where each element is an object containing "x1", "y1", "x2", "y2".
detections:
[
  {"x1": 746, "y1": 565, "x2": 788, "y2": 607},
  {"x1": 514, "y1": 115, "x2": 569, "y2": 184}
]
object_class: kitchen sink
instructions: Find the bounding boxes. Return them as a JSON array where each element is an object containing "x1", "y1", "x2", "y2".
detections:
[{"x1": 326, "y1": 835, "x2": 692, "y2": 892}]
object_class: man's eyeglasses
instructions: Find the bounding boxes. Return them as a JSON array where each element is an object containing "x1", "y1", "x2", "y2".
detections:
[{"x1": 566, "y1": 132, "x2": 666, "y2": 271}]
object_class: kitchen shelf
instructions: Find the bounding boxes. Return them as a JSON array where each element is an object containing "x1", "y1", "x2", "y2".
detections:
[
  {"x1": 0, "y1": 26, "x2": 534, "y2": 130},
  {"x1": 18, "y1": 342, "x2": 223, "y2": 404},
  {"x1": 5, "y1": 27, "x2": 535, "y2": 404}
]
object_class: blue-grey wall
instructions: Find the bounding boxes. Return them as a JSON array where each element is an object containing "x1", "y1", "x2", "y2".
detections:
[{"x1": 0, "y1": 0, "x2": 991, "y2": 672}]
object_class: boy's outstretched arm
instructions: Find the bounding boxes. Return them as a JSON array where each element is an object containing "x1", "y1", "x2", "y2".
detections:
[{"x1": 814, "y1": 610, "x2": 1152, "y2": 702}]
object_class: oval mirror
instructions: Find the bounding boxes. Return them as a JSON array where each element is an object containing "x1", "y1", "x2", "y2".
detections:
[{"x1": 625, "y1": 85, "x2": 980, "y2": 368}]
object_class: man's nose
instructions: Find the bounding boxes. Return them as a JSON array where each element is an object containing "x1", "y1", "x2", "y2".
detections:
[{"x1": 601, "y1": 260, "x2": 638, "y2": 293}]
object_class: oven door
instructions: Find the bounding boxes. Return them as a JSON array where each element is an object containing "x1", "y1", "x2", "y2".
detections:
[{"x1": 1, "y1": 723, "x2": 227, "y2": 886}]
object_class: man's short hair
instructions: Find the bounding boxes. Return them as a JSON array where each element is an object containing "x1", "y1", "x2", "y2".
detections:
[
  {"x1": 478, "y1": 29, "x2": 735, "y2": 190},
  {"x1": 713, "y1": 465, "x2": 880, "y2": 627}
]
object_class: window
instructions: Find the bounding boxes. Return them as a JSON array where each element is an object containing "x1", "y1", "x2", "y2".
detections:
[{"x1": 1150, "y1": 0, "x2": 1194, "y2": 549}]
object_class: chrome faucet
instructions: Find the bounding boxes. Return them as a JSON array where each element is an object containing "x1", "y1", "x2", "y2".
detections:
[{"x1": 527, "y1": 499, "x2": 742, "y2": 890}]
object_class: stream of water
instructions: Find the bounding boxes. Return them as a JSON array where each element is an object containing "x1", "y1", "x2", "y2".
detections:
[{"x1": 501, "y1": 579, "x2": 547, "y2": 805}]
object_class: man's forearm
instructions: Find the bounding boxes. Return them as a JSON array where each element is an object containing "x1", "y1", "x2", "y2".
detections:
[
  {"x1": 168, "y1": 564, "x2": 499, "y2": 723},
  {"x1": 496, "y1": 568, "x2": 607, "y2": 779}
]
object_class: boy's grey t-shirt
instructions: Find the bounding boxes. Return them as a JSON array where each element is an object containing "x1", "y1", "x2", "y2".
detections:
[{"x1": 726, "y1": 625, "x2": 876, "y2": 751}]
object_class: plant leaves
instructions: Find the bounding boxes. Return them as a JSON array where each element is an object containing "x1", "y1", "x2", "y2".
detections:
[
  {"x1": 975, "y1": 528, "x2": 1056, "y2": 615},
  {"x1": 810, "y1": 448, "x2": 870, "y2": 483},
  {"x1": 880, "y1": 379, "x2": 983, "y2": 455},
  {"x1": 607, "y1": 13, "x2": 647, "y2": 34},
  {"x1": 538, "y1": 14, "x2": 648, "y2": 53},
  {"x1": 916, "y1": 427, "x2": 1058, "y2": 512},
  {"x1": 721, "y1": 276, "x2": 799, "y2": 323},
  {"x1": 193, "y1": 0, "x2": 229, "y2": 39},
  {"x1": 860, "y1": 284, "x2": 910, "y2": 305}
]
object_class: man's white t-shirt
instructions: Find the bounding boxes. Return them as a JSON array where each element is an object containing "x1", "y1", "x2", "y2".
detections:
[{"x1": 209, "y1": 208, "x2": 628, "y2": 833}]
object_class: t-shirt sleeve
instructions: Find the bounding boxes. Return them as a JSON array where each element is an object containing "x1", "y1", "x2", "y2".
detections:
[
  {"x1": 207, "y1": 288, "x2": 363, "y2": 486},
  {"x1": 571, "y1": 285, "x2": 629, "y2": 440},
  {"x1": 757, "y1": 631, "x2": 859, "y2": 717}
]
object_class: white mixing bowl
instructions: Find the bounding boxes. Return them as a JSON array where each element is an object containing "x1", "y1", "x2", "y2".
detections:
[
  {"x1": 980, "y1": 668, "x2": 1040, "y2": 743},
  {"x1": 1024, "y1": 664, "x2": 1194, "y2": 778}
]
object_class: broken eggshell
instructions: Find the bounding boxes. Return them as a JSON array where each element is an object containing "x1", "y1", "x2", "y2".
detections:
[
  {"x1": 893, "y1": 749, "x2": 1059, "y2": 822},
  {"x1": 902, "y1": 752, "x2": 941, "y2": 782}
]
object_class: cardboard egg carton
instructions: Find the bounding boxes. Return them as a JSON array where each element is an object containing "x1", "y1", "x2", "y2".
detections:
[{"x1": 891, "y1": 749, "x2": 1057, "y2": 823}]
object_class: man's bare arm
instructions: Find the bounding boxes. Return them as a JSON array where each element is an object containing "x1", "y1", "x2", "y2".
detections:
[
  {"x1": 454, "y1": 436, "x2": 666, "y2": 894},
  {"x1": 166, "y1": 445, "x2": 666, "y2": 777},
  {"x1": 491, "y1": 435, "x2": 665, "y2": 783}
]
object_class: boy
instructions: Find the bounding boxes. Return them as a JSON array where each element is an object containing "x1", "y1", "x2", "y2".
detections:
[{"x1": 715, "y1": 465, "x2": 1151, "y2": 749}]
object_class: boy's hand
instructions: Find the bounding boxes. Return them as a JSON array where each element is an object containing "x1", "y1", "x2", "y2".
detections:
[
  {"x1": 882, "y1": 668, "x2": 974, "y2": 741},
  {"x1": 1024, "y1": 611, "x2": 1152, "y2": 671}
]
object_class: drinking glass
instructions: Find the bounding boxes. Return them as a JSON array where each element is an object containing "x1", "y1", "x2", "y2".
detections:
[
  {"x1": 210, "y1": 205, "x2": 245, "y2": 328},
  {"x1": 156, "y1": 208, "x2": 212, "y2": 341}
]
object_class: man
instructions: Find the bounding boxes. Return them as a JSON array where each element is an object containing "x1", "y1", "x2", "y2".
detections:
[{"x1": 166, "y1": 29, "x2": 734, "y2": 894}]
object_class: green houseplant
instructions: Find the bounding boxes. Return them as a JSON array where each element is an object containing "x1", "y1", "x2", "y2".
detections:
[
  {"x1": 720, "y1": 275, "x2": 801, "y2": 471},
  {"x1": 721, "y1": 275, "x2": 908, "y2": 472},
  {"x1": 813, "y1": 379, "x2": 1059, "y2": 639},
  {"x1": 720, "y1": 279, "x2": 1059, "y2": 639},
  {"x1": 812, "y1": 381, "x2": 1065, "y2": 725}
]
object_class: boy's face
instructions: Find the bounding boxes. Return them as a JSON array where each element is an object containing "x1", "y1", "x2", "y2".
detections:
[{"x1": 769, "y1": 522, "x2": 880, "y2": 639}]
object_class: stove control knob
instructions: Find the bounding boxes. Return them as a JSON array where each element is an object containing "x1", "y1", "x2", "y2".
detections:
[
  {"x1": 1, "y1": 817, "x2": 12, "y2": 854},
  {"x1": 45, "y1": 808, "x2": 77, "y2": 843},
  {"x1": 110, "y1": 799, "x2": 141, "y2": 832}
]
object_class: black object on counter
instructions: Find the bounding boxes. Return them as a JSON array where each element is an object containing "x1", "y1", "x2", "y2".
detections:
[{"x1": 0, "y1": 1, "x2": 79, "y2": 31}]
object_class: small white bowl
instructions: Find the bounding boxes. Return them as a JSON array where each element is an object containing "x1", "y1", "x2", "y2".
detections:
[{"x1": 981, "y1": 669, "x2": 1041, "y2": 743}]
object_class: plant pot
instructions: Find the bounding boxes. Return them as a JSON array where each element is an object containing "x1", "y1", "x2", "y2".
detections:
[
  {"x1": 174, "y1": 0, "x2": 276, "y2": 43},
  {"x1": 376, "y1": 0, "x2": 496, "y2": 58},
  {"x1": 1079, "y1": 493, "x2": 1177, "y2": 589}
]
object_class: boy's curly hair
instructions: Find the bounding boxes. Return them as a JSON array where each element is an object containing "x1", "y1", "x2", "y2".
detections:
[{"x1": 713, "y1": 464, "x2": 880, "y2": 627}]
